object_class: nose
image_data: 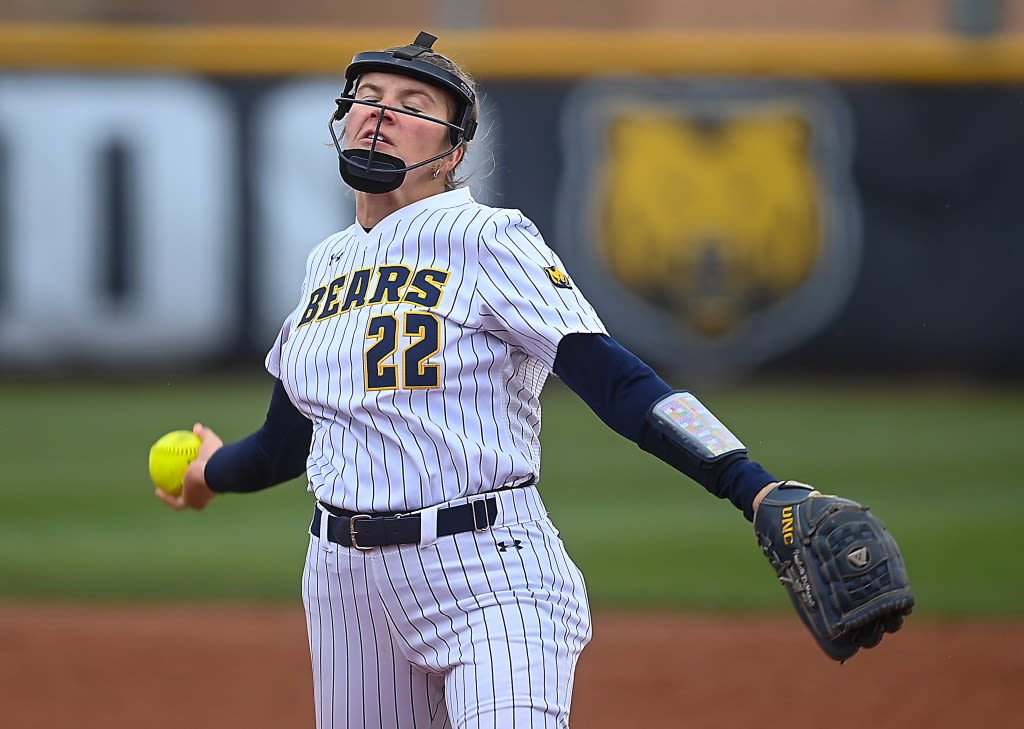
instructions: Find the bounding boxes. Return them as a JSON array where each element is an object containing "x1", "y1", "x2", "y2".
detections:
[{"x1": 368, "y1": 100, "x2": 397, "y2": 123}]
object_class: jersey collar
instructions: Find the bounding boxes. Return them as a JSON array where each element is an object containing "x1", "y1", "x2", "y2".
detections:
[{"x1": 357, "y1": 188, "x2": 475, "y2": 239}]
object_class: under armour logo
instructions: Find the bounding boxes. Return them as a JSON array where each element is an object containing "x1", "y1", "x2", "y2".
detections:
[
  {"x1": 847, "y1": 546, "x2": 871, "y2": 569},
  {"x1": 497, "y1": 540, "x2": 523, "y2": 553}
]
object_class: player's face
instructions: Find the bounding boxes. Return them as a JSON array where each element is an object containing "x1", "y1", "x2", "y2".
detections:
[{"x1": 345, "y1": 72, "x2": 455, "y2": 174}]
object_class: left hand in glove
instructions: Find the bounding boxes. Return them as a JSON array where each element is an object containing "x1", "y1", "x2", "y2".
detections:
[{"x1": 753, "y1": 481, "x2": 915, "y2": 662}]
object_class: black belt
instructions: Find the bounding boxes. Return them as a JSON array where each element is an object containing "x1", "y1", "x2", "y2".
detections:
[{"x1": 310, "y1": 497, "x2": 499, "y2": 550}]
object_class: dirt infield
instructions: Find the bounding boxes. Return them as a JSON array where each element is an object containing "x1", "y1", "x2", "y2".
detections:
[{"x1": 1, "y1": 603, "x2": 1019, "y2": 728}]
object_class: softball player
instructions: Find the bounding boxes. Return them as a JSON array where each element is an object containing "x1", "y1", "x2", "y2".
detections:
[{"x1": 157, "y1": 32, "x2": 779, "y2": 728}]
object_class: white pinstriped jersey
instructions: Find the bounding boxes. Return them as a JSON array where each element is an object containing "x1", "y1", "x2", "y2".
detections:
[{"x1": 267, "y1": 188, "x2": 606, "y2": 513}]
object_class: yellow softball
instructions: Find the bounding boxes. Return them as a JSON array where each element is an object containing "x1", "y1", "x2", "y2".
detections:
[{"x1": 148, "y1": 430, "x2": 202, "y2": 496}]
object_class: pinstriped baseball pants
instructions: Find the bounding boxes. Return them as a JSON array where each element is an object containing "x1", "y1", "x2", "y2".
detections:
[{"x1": 302, "y1": 486, "x2": 592, "y2": 729}]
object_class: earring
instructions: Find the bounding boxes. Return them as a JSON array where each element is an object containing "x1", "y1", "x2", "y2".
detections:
[{"x1": 432, "y1": 167, "x2": 441, "y2": 180}]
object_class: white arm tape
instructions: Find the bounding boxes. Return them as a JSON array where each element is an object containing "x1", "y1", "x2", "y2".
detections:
[{"x1": 648, "y1": 391, "x2": 746, "y2": 462}]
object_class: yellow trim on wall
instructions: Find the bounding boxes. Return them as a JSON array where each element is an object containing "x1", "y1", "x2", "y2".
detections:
[{"x1": 2, "y1": 23, "x2": 1024, "y2": 81}]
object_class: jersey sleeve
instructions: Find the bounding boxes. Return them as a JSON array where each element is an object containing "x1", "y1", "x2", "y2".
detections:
[
  {"x1": 264, "y1": 315, "x2": 293, "y2": 379},
  {"x1": 470, "y1": 210, "x2": 607, "y2": 368},
  {"x1": 265, "y1": 240, "x2": 321, "y2": 378}
]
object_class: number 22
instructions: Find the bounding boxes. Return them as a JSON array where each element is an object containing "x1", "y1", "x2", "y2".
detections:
[{"x1": 365, "y1": 312, "x2": 441, "y2": 390}]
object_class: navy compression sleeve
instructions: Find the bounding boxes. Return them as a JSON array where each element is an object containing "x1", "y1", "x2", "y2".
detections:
[
  {"x1": 553, "y1": 333, "x2": 672, "y2": 441},
  {"x1": 553, "y1": 333, "x2": 776, "y2": 520},
  {"x1": 204, "y1": 379, "x2": 312, "y2": 493}
]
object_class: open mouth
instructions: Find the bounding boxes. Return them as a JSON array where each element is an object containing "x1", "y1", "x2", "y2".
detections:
[{"x1": 361, "y1": 131, "x2": 392, "y2": 146}]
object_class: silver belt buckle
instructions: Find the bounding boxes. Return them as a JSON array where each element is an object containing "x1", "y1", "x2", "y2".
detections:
[
  {"x1": 348, "y1": 514, "x2": 373, "y2": 550},
  {"x1": 471, "y1": 498, "x2": 490, "y2": 532}
]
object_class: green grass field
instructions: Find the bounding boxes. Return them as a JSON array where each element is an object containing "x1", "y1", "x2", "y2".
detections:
[{"x1": 1, "y1": 374, "x2": 1021, "y2": 616}]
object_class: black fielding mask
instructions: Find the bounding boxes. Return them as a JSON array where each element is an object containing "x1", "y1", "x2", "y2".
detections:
[{"x1": 330, "y1": 31, "x2": 477, "y2": 194}]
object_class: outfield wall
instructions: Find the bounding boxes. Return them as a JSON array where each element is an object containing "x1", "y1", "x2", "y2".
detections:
[{"x1": 1, "y1": 25, "x2": 1022, "y2": 379}]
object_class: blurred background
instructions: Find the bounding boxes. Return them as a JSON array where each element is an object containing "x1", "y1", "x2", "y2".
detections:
[
  {"x1": 0, "y1": 0, "x2": 1022, "y2": 609},
  {"x1": 0, "y1": 0, "x2": 1020, "y2": 32},
  {"x1": 1, "y1": 1, "x2": 1023, "y2": 381},
  {"x1": 1, "y1": 3, "x2": 1022, "y2": 727}
]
